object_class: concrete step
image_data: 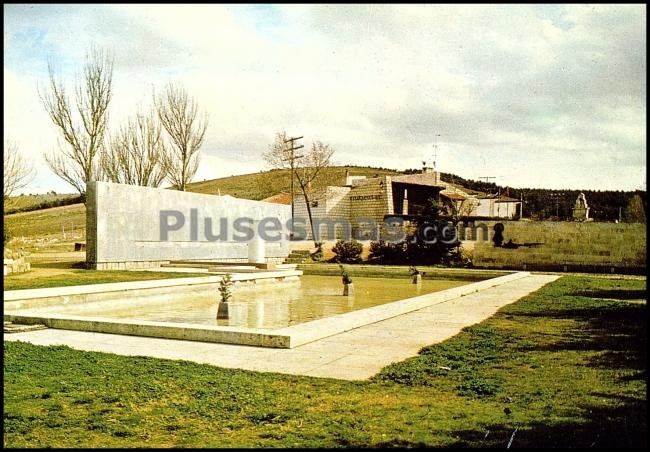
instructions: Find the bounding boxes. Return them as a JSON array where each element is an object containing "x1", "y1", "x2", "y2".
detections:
[
  {"x1": 168, "y1": 260, "x2": 281, "y2": 270},
  {"x1": 4, "y1": 322, "x2": 48, "y2": 333},
  {"x1": 162, "y1": 262, "x2": 214, "y2": 269},
  {"x1": 283, "y1": 258, "x2": 309, "y2": 264},
  {"x1": 288, "y1": 250, "x2": 312, "y2": 256}
]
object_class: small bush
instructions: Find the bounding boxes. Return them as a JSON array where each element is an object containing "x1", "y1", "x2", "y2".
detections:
[
  {"x1": 332, "y1": 239, "x2": 363, "y2": 264},
  {"x1": 368, "y1": 240, "x2": 406, "y2": 264},
  {"x1": 218, "y1": 274, "x2": 233, "y2": 302}
]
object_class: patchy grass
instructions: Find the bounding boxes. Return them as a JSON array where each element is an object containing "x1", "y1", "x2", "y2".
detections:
[
  {"x1": 3, "y1": 267, "x2": 209, "y2": 291},
  {"x1": 4, "y1": 203, "x2": 86, "y2": 238},
  {"x1": 4, "y1": 275, "x2": 646, "y2": 447}
]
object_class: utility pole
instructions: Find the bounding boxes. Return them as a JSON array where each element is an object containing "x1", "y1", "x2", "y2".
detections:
[
  {"x1": 282, "y1": 136, "x2": 304, "y2": 230},
  {"x1": 478, "y1": 176, "x2": 496, "y2": 194}
]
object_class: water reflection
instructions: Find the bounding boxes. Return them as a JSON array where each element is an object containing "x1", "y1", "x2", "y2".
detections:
[{"x1": 39, "y1": 276, "x2": 472, "y2": 329}]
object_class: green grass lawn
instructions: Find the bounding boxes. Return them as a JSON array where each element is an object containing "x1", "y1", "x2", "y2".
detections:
[
  {"x1": 3, "y1": 269, "x2": 209, "y2": 291},
  {"x1": 3, "y1": 275, "x2": 646, "y2": 447}
]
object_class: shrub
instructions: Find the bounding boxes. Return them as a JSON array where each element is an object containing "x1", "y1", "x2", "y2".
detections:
[
  {"x1": 332, "y1": 239, "x2": 363, "y2": 264},
  {"x1": 369, "y1": 226, "x2": 459, "y2": 266},
  {"x1": 368, "y1": 240, "x2": 406, "y2": 264},
  {"x1": 218, "y1": 274, "x2": 233, "y2": 303}
]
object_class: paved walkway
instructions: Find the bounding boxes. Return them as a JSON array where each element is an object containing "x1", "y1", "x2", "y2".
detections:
[{"x1": 4, "y1": 274, "x2": 559, "y2": 380}]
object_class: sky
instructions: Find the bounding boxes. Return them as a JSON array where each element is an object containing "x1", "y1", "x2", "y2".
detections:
[{"x1": 3, "y1": 4, "x2": 647, "y2": 194}]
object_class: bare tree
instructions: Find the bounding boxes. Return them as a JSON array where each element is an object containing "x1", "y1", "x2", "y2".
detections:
[
  {"x1": 101, "y1": 110, "x2": 168, "y2": 187},
  {"x1": 39, "y1": 48, "x2": 113, "y2": 200},
  {"x1": 3, "y1": 140, "x2": 34, "y2": 208},
  {"x1": 446, "y1": 197, "x2": 479, "y2": 222},
  {"x1": 154, "y1": 83, "x2": 208, "y2": 191},
  {"x1": 263, "y1": 133, "x2": 335, "y2": 244}
]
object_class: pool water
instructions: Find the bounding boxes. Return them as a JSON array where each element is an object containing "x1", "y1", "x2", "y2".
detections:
[{"x1": 39, "y1": 275, "x2": 473, "y2": 329}]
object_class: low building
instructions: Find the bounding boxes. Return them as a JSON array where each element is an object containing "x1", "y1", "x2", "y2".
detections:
[
  {"x1": 284, "y1": 166, "x2": 522, "y2": 240},
  {"x1": 473, "y1": 194, "x2": 522, "y2": 219}
]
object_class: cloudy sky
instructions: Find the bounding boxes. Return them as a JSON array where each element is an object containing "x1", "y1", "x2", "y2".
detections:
[{"x1": 4, "y1": 4, "x2": 647, "y2": 194}]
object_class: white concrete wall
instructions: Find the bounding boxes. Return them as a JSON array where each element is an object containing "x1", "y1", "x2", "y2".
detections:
[
  {"x1": 86, "y1": 181, "x2": 291, "y2": 268},
  {"x1": 475, "y1": 200, "x2": 492, "y2": 217},
  {"x1": 494, "y1": 202, "x2": 519, "y2": 219},
  {"x1": 475, "y1": 199, "x2": 520, "y2": 219}
]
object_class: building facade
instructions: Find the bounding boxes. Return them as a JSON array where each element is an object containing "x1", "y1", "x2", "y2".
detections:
[{"x1": 290, "y1": 168, "x2": 522, "y2": 240}]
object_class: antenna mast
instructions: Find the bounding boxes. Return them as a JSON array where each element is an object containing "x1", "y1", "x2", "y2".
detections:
[{"x1": 432, "y1": 134, "x2": 441, "y2": 170}]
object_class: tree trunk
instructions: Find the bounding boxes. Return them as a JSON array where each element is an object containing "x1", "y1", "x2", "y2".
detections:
[{"x1": 301, "y1": 190, "x2": 318, "y2": 247}]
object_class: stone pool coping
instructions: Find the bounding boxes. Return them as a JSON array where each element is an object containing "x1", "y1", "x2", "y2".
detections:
[
  {"x1": 3, "y1": 270, "x2": 303, "y2": 306},
  {"x1": 4, "y1": 271, "x2": 530, "y2": 348}
]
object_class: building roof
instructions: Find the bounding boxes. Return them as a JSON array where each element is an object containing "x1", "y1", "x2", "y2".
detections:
[
  {"x1": 443, "y1": 182, "x2": 485, "y2": 196},
  {"x1": 440, "y1": 192, "x2": 468, "y2": 200},
  {"x1": 494, "y1": 196, "x2": 521, "y2": 203},
  {"x1": 390, "y1": 173, "x2": 446, "y2": 188},
  {"x1": 477, "y1": 193, "x2": 521, "y2": 203},
  {"x1": 261, "y1": 192, "x2": 292, "y2": 205}
]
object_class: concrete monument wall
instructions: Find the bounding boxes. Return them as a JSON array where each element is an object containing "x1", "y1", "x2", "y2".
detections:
[{"x1": 86, "y1": 181, "x2": 291, "y2": 269}]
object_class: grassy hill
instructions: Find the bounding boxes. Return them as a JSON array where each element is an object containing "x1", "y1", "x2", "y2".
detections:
[
  {"x1": 4, "y1": 165, "x2": 643, "y2": 242},
  {"x1": 4, "y1": 203, "x2": 86, "y2": 238},
  {"x1": 2, "y1": 166, "x2": 401, "y2": 240},
  {"x1": 185, "y1": 165, "x2": 401, "y2": 200},
  {"x1": 4, "y1": 193, "x2": 82, "y2": 214}
]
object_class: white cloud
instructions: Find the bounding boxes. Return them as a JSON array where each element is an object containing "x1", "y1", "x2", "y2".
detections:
[{"x1": 3, "y1": 4, "x2": 646, "y2": 193}]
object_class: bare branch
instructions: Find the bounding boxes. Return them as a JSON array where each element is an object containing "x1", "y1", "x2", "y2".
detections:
[
  {"x1": 101, "y1": 109, "x2": 168, "y2": 187},
  {"x1": 39, "y1": 47, "x2": 113, "y2": 199},
  {"x1": 154, "y1": 83, "x2": 208, "y2": 191},
  {"x1": 263, "y1": 133, "x2": 336, "y2": 244},
  {"x1": 3, "y1": 140, "x2": 35, "y2": 207}
]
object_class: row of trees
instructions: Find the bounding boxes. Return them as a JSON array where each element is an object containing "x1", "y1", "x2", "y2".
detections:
[
  {"x1": 405, "y1": 169, "x2": 646, "y2": 223},
  {"x1": 40, "y1": 48, "x2": 208, "y2": 200}
]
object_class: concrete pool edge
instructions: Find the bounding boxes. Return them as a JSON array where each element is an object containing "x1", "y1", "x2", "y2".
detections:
[
  {"x1": 3, "y1": 270, "x2": 303, "y2": 310},
  {"x1": 279, "y1": 271, "x2": 531, "y2": 347},
  {"x1": 4, "y1": 272, "x2": 530, "y2": 349}
]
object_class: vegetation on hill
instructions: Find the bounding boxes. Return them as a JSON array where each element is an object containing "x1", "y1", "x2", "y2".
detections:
[
  {"x1": 184, "y1": 165, "x2": 400, "y2": 201},
  {"x1": 4, "y1": 203, "x2": 86, "y2": 238},
  {"x1": 4, "y1": 193, "x2": 83, "y2": 215},
  {"x1": 406, "y1": 170, "x2": 645, "y2": 223},
  {"x1": 4, "y1": 166, "x2": 645, "y2": 236}
]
